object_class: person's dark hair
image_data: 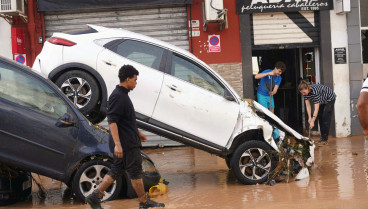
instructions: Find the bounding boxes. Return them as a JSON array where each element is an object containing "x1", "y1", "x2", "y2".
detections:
[
  {"x1": 118, "y1": 65, "x2": 139, "y2": 82},
  {"x1": 298, "y1": 80, "x2": 310, "y2": 91},
  {"x1": 275, "y1": 61, "x2": 286, "y2": 72}
]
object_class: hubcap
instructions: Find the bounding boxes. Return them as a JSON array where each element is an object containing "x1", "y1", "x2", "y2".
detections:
[
  {"x1": 79, "y1": 164, "x2": 116, "y2": 201},
  {"x1": 60, "y1": 77, "x2": 92, "y2": 109},
  {"x1": 239, "y1": 148, "x2": 272, "y2": 180}
]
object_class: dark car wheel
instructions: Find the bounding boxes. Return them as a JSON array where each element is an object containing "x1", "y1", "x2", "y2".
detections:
[
  {"x1": 87, "y1": 110, "x2": 106, "y2": 125},
  {"x1": 0, "y1": 171, "x2": 31, "y2": 206},
  {"x1": 225, "y1": 155, "x2": 232, "y2": 169},
  {"x1": 55, "y1": 70, "x2": 100, "y2": 115},
  {"x1": 230, "y1": 140, "x2": 275, "y2": 185},
  {"x1": 72, "y1": 159, "x2": 122, "y2": 202}
]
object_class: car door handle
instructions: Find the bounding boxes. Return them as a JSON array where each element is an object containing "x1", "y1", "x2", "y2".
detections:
[
  {"x1": 102, "y1": 60, "x2": 116, "y2": 67},
  {"x1": 166, "y1": 84, "x2": 180, "y2": 92}
]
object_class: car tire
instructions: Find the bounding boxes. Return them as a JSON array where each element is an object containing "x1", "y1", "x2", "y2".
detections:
[
  {"x1": 87, "y1": 110, "x2": 106, "y2": 124},
  {"x1": 55, "y1": 70, "x2": 100, "y2": 116},
  {"x1": 225, "y1": 155, "x2": 231, "y2": 169},
  {"x1": 230, "y1": 140, "x2": 276, "y2": 185},
  {"x1": 0, "y1": 171, "x2": 31, "y2": 206},
  {"x1": 72, "y1": 159, "x2": 122, "y2": 202}
]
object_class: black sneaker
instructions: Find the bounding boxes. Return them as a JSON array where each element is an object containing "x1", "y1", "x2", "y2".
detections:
[
  {"x1": 139, "y1": 199, "x2": 165, "y2": 209},
  {"x1": 85, "y1": 190, "x2": 103, "y2": 209}
]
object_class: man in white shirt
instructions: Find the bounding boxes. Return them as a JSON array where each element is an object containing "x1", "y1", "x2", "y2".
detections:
[{"x1": 357, "y1": 78, "x2": 368, "y2": 135}]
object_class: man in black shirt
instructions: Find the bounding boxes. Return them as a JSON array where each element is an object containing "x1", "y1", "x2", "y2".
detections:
[{"x1": 86, "y1": 65, "x2": 165, "y2": 209}]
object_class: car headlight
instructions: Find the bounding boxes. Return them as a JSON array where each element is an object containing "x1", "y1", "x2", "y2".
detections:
[{"x1": 142, "y1": 158, "x2": 157, "y2": 173}]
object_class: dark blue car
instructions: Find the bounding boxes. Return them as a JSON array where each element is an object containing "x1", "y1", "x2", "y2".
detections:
[{"x1": 0, "y1": 56, "x2": 160, "y2": 203}]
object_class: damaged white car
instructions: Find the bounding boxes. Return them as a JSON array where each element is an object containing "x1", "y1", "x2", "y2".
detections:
[{"x1": 33, "y1": 25, "x2": 314, "y2": 185}]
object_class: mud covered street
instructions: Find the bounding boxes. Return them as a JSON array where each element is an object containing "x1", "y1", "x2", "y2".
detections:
[{"x1": 7, "y1": 136, "x2": 368, "y2": 209}]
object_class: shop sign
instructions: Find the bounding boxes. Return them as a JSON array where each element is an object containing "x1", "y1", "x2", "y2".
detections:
[
  {"x1": 188, "y1": 20, "x2": 200, "y2": 37},
  {"x1": 334, "y1": 47, "x2": 346, "y2": 64},
  {"x1": 236, "y1": 0, "x2": 333, "y2": 14}
]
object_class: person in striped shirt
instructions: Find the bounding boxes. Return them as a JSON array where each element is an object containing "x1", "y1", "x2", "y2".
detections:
[
  {"x1": 357, "y1": 78, "x2": 368, "y2": 135},
  {"x1": 298, "y1": 80, "x2": 336, "y2": 145}
]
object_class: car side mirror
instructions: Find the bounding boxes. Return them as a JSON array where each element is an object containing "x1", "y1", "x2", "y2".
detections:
[
  {"x1": 225, "y1": 90, "x2": 235, "y2": 101},
  {"x1": 56, "y1": 113, "x2": 76, "y2": 128}
]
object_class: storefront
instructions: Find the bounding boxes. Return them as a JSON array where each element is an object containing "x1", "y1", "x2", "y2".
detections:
[{"x1": 237, "y1": 0, "x2": 336, "y2": 134}]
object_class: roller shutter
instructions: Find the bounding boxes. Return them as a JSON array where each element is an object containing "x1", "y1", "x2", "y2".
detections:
[
  {"x1": 44, "y1": 5, "x2": 189, "y2": 50},
  {"x1": 252, "y1": 11, "x2": 319, "y2": 49}
]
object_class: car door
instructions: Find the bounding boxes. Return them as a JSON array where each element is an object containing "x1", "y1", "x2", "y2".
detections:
[
  {"x1": 0, "y1": 60, "x2": 79, "y2": 178},
  {"x1": 97, "y1": 39, "x2": 165, "y2": 119},
  {"x1": 151, "y1": 53, "x2": 240, "y2": 147}
]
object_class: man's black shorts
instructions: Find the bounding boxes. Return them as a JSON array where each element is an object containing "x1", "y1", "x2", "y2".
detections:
[{"x1": 107, "y1": 147, "x2": 142, "y2": 180}]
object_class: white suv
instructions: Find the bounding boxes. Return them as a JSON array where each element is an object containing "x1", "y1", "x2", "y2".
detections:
[{"x1": 33, "y1": 25, "x2": 314, "y2": 185}]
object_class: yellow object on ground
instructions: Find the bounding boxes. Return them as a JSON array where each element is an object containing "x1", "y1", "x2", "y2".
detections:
[{"x1": 149, "y1": 182, "x2": 168, "y2": 196}]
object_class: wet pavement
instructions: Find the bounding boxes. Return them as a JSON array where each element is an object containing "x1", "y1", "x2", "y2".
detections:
[{"x1": 7, "y1": 136, "x2": 368, "y2": 209}]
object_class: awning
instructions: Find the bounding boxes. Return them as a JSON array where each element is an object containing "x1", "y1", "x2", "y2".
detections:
[{"x1": 37, "y1": 0, "x2": 193, "y2": 12}]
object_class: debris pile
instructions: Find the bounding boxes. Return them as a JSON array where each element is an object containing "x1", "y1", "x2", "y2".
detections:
[{"x1": 267, "y1": 135, "x2": 313, "y2": 184}]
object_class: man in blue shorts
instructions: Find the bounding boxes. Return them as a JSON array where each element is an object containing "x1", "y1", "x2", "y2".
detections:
[{"x1": 255, "y1": 61, "x2": 286, "y2": 113}]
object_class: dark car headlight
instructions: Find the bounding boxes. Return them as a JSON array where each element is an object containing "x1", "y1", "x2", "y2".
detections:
[{"x1": 142, "y1": 158, "x2": 157, "y2": 173}]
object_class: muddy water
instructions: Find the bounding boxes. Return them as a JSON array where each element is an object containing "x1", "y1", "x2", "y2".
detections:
[{"x1": 8, "y1": 136, "x2": 368, "y2": 209}]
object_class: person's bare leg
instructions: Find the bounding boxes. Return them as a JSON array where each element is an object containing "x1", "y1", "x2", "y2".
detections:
[
  {"x1": 86, "y1": 174, "x2": 115, "y2": 209},
  {"x1": 271, "y1": 108, "x2": 274, "y2": 113},
  {"x1": 131, "y1": 179, "x2": 147, "y2": 202},
  {"x1": 98, "y1": 174, "x2": 115, "y2": 194}
]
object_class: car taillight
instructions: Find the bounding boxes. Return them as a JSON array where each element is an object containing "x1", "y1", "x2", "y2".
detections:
[{"x1": 48, "y1": 37, "x2": 76, "y2": 46}]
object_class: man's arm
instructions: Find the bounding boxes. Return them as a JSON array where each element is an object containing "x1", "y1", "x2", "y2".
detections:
[
  {"x1": 270, "y1": 85, "x2": 279, "y2": 96},
  {"x1": 255, "y1": 71, "x2": 272, "y2": 79},
  {"x1": 305, "y1": 100, "x2": 312, "y2": 125},
  {"x1": 138, "y1": 130, "x2": 147, "y2": 142},
  {"x1": 357, "y1": 92, "x2": 368, "y2": 135},
  {"x1": 309, "y1": 103, "x2": 320, "y2": 129},
  {"x1": 109, "y1": 122, "x2": 123, "y2": 158}
]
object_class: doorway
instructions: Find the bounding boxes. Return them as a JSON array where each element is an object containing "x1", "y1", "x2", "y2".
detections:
[{"x1": 252, "y1": 49, "x2": 303, "y2": 132}]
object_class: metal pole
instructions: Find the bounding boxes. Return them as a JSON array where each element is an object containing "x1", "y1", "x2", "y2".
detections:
[{"x1": 269, "y1": 74, "x2": 273, "y2": 111}]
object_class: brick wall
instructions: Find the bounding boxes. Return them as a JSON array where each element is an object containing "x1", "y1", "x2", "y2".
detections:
[{"x1": 208, "y1": 62, "x2": 243, "y2": 97}]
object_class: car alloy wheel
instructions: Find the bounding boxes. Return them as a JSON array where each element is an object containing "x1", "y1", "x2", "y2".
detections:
[
  {"x1": 230, "y1": 140, "x2": 275, "y2": 185},
  {"x1": 72, "y1": 159, "x2": 122, "y2": 201},
  {"x1": 55, "y1": 70, "x2": 100, "y2": 117},
  {"x1": 61, "y1": 77, "x2": 92, "y2": 109},
  {"x1": 238, "y1": 147, "x2": 271, "y2": 180}
]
